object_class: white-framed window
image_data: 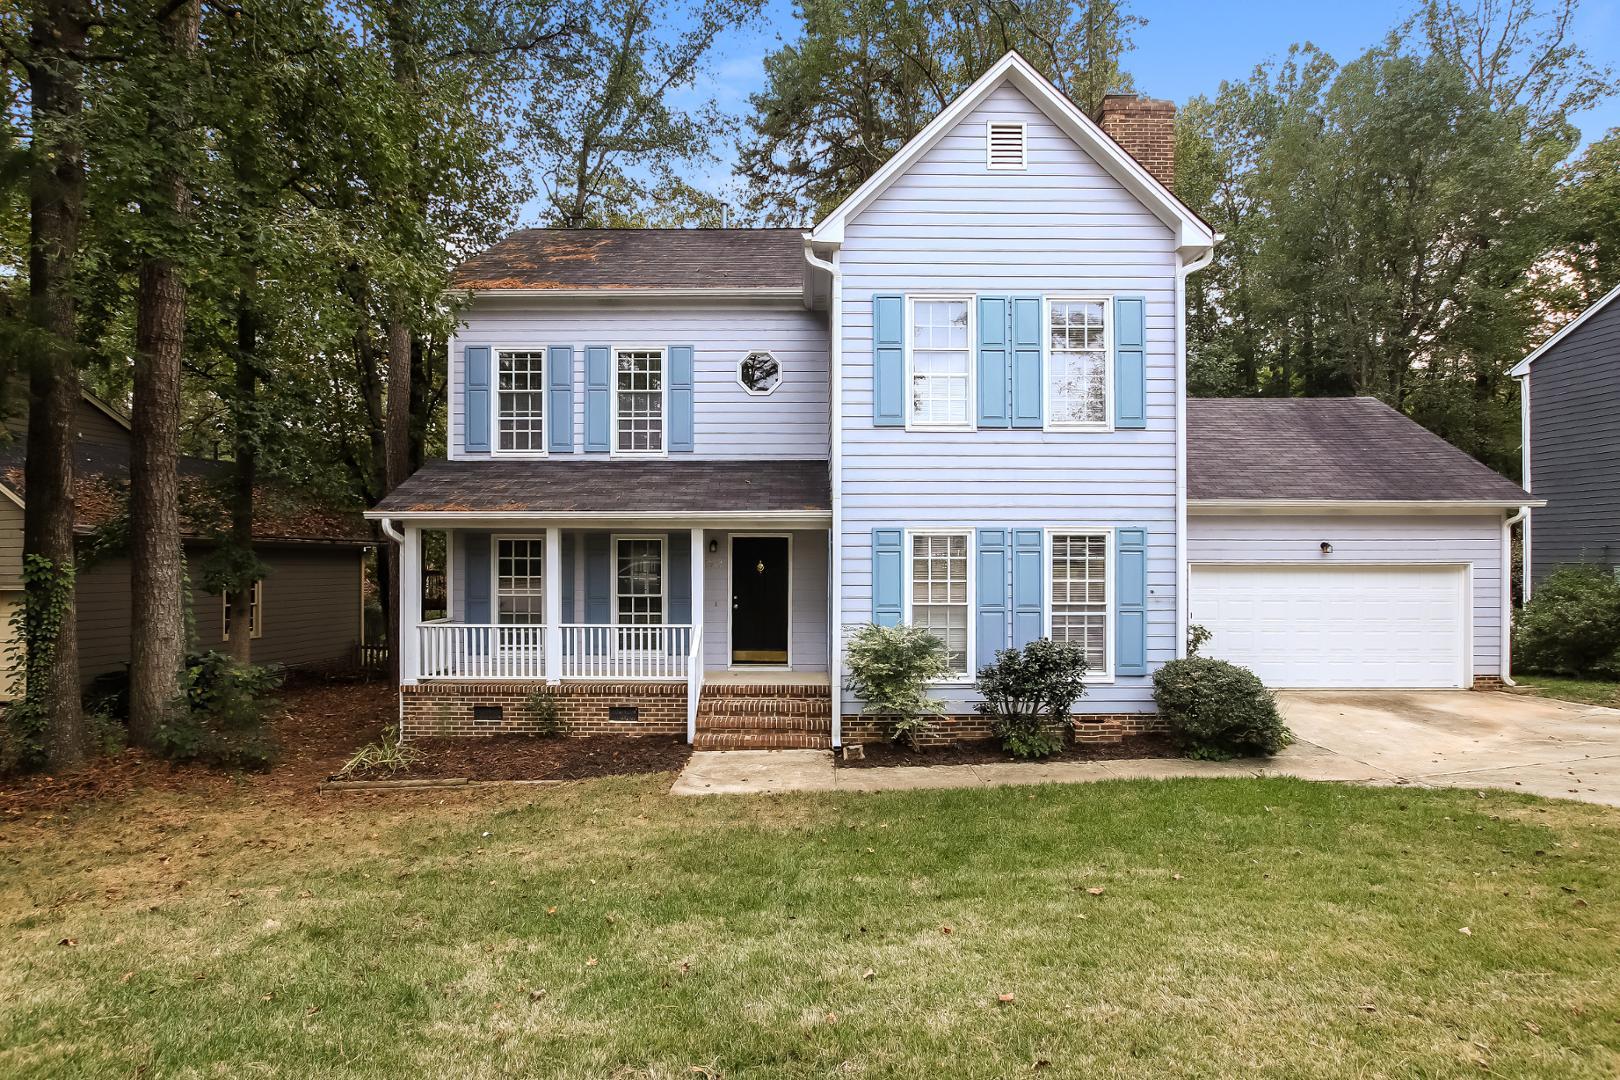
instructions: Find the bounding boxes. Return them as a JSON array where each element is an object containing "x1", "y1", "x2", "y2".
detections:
[
  {"x1": 613, "y1": 347, "x2": 666, "y2": 454},
  {"x1": 222, "y1": 580, "x2": 263, "y2": 641},
  {"x1": 986, "y1": 121, "x2": 1027, "y2": 170},
  {"x1": 494, "y1": 536, "x2": 545, "y2": 624},
  {"x1": 905, "y1": 530, "x2": 973, "y2": 679},
  {"x1": 906, "y1": 297, "x2": 974, "y2": 429},
  {"x1": 738, "y1": 350, "x2": 781, "y2": 395},
  {"x1": 495, "y1": 349, "x2": 546, "y2": 454},
  {"x1": 613, "y1": 535, "x2": 666, "y2": 626},
  {"x1": 1045, "y1": 298, "x2": 1111, "y2": 430},
  {"x1": 1047, "y1": 530, "x2": 1112, "y2": 678}
]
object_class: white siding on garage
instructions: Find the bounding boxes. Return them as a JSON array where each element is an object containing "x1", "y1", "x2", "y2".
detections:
[
  {"x1": 838, "y1": 81, "x2": 1180, "y2": 715},
  {"x1": 1186, "y1": 514, "x2": 1504, "y2": 677}
]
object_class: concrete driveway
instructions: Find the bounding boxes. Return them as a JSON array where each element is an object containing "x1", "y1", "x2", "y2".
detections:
[{"x1": 1276, "y1": 690, "x2": 1620, "y2": 807}]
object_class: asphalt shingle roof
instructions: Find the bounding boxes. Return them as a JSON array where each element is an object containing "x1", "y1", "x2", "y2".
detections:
[
  {"x1": 451, "y1": 229, "x2": 807, "y2": 291},
  {"x1": 1187, "y1": 397, "x2": 1531, "y2": 503},
  {"x1": 373, "y1": 459, "x2": 831, "y2": 515}
]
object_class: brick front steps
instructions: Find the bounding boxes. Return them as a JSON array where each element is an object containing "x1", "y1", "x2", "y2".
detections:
[{"x1": 694, "y1": 683, "x2": 833, "y2": 750}]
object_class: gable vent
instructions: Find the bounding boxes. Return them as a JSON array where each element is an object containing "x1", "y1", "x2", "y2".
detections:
[{"x1": 986, "y1": 121, "x2": 1027, "y2": 170}]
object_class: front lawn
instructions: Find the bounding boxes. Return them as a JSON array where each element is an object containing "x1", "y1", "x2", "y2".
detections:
[
  {"x1": 2, "y1": 776, "x2": 1618, "y2": 1077},
  {"x1": 1515, "y1": 675, "x2": 1620, "y2": 708}
]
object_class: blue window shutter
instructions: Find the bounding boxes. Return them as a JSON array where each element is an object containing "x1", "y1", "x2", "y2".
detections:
[
  {"x1": 872, "y1": 294, "x2": 905, "y2": 427},
  {"x1": 560, "y1": 533, "x2": 575, "y2": 622},
  {"x1": 462, "y1": 531, "x2": 492, "y2": 623},
  {"x1": 1011, "y1": 529, "x2": 1044, "y2": 647},
  {"x1": 464, "y1": 346, "x2": 491, "y2": 453},
  {"x1": 585, "y1": 346, "x2": 611, "y2": 452},
  {"x1": 668, "y1": 532, "x2": 691, "y2": 623},
  {"x1": 1114, "y1": 296, "x2": 1147, "y2": 429},
  {"x1": 1116, "y1": 527, "x2": 1148, "y2": 675},
  {"x1": 1011, "y1": 297, "x2": 1043, "y2": 428},
  {"x1": 669, "y1": 345, "x2": 695, "y2": 452},
  {"x1": 871, "y1": 528, "x2": 904, "y2": 626},
  {"x1": 584, "y1": 532, "x2": 611, "y2": 623},
  {"x1": 976, "y1": 297, "x2": 1010, "y2": 428},
  {"x1": 976, "y1": 528, "x2": 1008, "y2": 669},
  {"x1": 547, "y1": 346, "x2": 574, "y2": 453}
]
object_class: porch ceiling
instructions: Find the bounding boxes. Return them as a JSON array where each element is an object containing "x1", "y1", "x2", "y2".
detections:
[{"x1": 371, "y1": 458, "x2": 830, "y2": 519}]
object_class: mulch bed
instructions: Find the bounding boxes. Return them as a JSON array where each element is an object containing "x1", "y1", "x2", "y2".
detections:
[
  {"x1": 347, "y1": 735, "x2": 691, "y2": 783},
  {"x1": 840, "y1": 733, "x2": 1182, "y2": 769}
]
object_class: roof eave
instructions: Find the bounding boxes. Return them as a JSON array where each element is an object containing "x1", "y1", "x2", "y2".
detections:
[
  {"x1": 452, "y1": 286, "x2": 807, "y2": 302},
  {"x1": 1190, "y1": 498, "x2": 1544, "y2": 514},
  {"x1": 1509, "y1": 280, "x2": 1620, "y2": 377}
]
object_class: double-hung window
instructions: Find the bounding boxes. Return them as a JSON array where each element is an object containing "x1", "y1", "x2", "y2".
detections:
[
  {"x1": 908, "y1": 531, "x2": 971, "y2": 678},
  {"x1": 1046, "y1": 299, "x2": 1110, "y2": 428},
  {"x1": 222, "y1": 580, "x2": 263, "y2": 641},
  {"x1": 614, "y1": 347, "x2": 666, "y2": 454},
  {"x1": 614, "y1": 536, "x2": 665, "y2": 650},
  {"x1": 908, "y1": 298, "x2": 972, "y2": 428},
  {"x1": 495, "y1": 350, "x2": 546, "y2": 453},
  {"x1": 495, "y1": 537, "x2": 545, "y2": 624},
  {"x1": 1048, "y1": 531, "x2": 1111, "y2": 676}
]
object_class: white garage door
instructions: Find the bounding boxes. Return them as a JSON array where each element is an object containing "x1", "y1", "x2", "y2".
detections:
[{"x1": 1189, "y1": 565, "x2": 1468, "y2": 689}]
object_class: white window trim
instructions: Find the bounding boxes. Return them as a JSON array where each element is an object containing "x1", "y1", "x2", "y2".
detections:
[
  {"x1": 904, "y1": 295, "x2": 977, "y2": 432},
  {"x1": 985, "y1": 120, "x2": 1028, "y2": 170},
  {"x1": 490, "y1": 346, "x2": 550, "y2": 459},
  {"x1": 491, "y1": 534, "x2": 546, "y2": 626},
  {"x1": 609, "y1": 344, "x2": 670, "y2": 458},
  {"x1": 737, "y1": 350, "x2": 783, "y2": 397},
  {"x1": 902, "y1": 527, "x2": 976, "y2": 683},
  {"x1": 1044, "y1": 526, "x2": 1115, "y2": 683},
  {"x1": 1042, "y1": 296, "x2": 1115, "y2": 433},
  {"x1": 221, "y1": 579, "x2": 264, "y2": 641},
  {"x1": 610, "y1": 533, "x2": 669, "y2": 626}
]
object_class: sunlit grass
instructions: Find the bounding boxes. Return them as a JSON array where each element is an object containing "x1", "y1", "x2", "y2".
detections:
[{"x1": 1515, "y1": 675, "x2": 1620, "y2": 709}]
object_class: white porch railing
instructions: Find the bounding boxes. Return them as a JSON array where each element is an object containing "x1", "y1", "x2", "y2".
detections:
[
  {"x1": 414, "y1": 621, "x2": 698, "y2": 683},
  {"x1": 558, "y1": 623, "x2": 696, "y2": 681},
  {"x1": 418, "y1": 622, "x2": 546, "y2": 681}
]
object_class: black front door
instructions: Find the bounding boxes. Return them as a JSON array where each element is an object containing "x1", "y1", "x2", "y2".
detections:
[{"x1": 731, "y1": 536, "x2": 790, "y2": 665}]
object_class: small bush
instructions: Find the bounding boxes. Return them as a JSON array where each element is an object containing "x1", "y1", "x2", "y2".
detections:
[
  {"x1": 154, "y1": 651, "x2": 283, "y2": 771},
  {"x1": 526, "y1": 686, "x2": 564, "y2": 737},
  {"x1": 83, "y1": 669, "x2": 131, "y2": 723},
  {"x1": 1514, "y1": 565, "x2": 1620, "y2": 678},
  {"x1": 1186, "y1": 623, "x2": 1213, "y2": 657},
  {"x1": 1152, "y1": 657, "x2": 1290, "y2": 760},
  {"x1": 336, "y1": 726, "x2": 423, "y2": 779},
  {"x1": 975, "y1": 638, "x2": 1088, "y2": 760},
  {"x1": 844, "y1": 623, "x2": 950, "y2": 747}
]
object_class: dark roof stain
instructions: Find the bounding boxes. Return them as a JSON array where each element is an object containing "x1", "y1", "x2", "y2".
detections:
[
  {"x1": 374, "y1": 459, "x2": 830, "y2": 515},
  {"x1": 452, "y1": 228, "x2": 808, "y2": 291},
  {"x1": 1188, "y1": 397, "x2": 1531, "y2": 503}
]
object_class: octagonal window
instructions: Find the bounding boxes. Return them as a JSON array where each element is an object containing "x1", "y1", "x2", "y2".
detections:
[{"x1": 738, "y1": 351, "x2": 782, "y2": 396}]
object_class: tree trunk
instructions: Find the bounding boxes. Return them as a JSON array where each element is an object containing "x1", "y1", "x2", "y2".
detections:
[
  {"x1": 127, "y1": 0, "x2": 200, "y2": 745},
  {"x1": 23, "y1": 0, "x2": 90, "y2": 769},
  {"x1": 226, "y1": 293, "x2": 258, "y2": 665}
]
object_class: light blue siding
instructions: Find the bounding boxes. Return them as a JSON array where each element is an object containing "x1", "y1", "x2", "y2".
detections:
[
  {"x1": 838, "y1": 81, "x2": 1180, "y2": 714},
  {"x1": 449, "y1": 304, "x2": 829, "y2": 459}
]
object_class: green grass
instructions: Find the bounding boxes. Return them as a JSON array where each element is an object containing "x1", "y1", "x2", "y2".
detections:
[
  {"x1": 1515, "y1": 675, "x2": 1620, "y2": 708},
  {"x1": 3, "y1": 777, "x2": 1619, "y2": 1078}
]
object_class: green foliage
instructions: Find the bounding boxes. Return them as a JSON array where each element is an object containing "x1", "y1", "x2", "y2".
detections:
[
  {"x1": 153, "y1": 651, "x2": 283, "y2": 771},
  {"x1": 844, "y1": 623, "x2": 949, "y2": 747},
  {"x1": 526, "y1": 686, "x2": 564, "y2": 737},
  {"x1": 974, "y1": 639, "x2": 1088, "y2": 760},
  {"x1": 1187, "y1": 623, "x2": 1213, "y2": 657},
  {"x1": 1152, "y1": 657, "x2": 1290, "y2": 761},
  {"x1": 336, "y1": 725, "x2": 424, "y2": 779},
  {"x1": 1, "y1": 555, "x2": 78, "y2": 771},
  {"x1": 1514, "y1": 565, "x2": 1620, "y2": 679}
]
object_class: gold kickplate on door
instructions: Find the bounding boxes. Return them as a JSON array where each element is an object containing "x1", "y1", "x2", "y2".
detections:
[{"x1": 734, "y1": 650, "x2": 788, "y2": 664}]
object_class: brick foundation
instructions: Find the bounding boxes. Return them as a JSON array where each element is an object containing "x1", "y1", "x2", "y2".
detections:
[
  {"x1": 842, "y1": 713, "x2": 1167, "y2": 747},
  {"x1": 400, "y1": 681, "x2": 685, "y2": 738},
  {"x1": 1472, "y1": 675, "x2": 1508, "y2": 691}
]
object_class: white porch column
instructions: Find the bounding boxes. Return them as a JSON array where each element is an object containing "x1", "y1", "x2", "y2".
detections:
[
  {"x1": 689, "y1": 527, "x2": 705, "y2": 743},
  {"x1": 399, "y1": 525, "x2": 423, "y2": 685},
  {"x1": 544, "y1": 526, "x2": 562, "y2": 683}
]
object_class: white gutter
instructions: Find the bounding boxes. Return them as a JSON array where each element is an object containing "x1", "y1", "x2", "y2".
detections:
[
  {"x1": 1500, "y1": 504, "x2": 1531, "y2": 686},
  {"x1": 803, "y1": 235, "x2": 842, "y2": 748},
  {"x1": 1190, "y1": 498, "x2": 1546, "y2": 513},
  {"x1": 363, "y1": 510, "x2": 832, "y2": 527},
  {"x1": 454, "y1": 286, "x2": 805, "y2": 303},
  {"x1": 1518, "y1": 373, "x2": 1533, "y2": 601},
  {"x1": 1175, "y1": 242, "x2": 1217, "y2": 657}
]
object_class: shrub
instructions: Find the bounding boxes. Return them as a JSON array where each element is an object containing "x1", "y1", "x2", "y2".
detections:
[
  {"x1": 154, "y1": 651, "x2": 283, "y2": 771},
  {"x1": 974, "y1": 638, "x2": 1088, "y2": 760},
  {"x1": 1514, "y1": 565, "x2": 1620, "y2": 678},
  {"x1": 526, "y1": 686, "x2": 564, "y2": 737},
  {"x1": 844, "y1": 623, "x2": 950, "y2": 747},
  {"x1": 336, "y1": 725, "x2": 423, "y2": 779},
  {"x1": 1152, "y1": 657, "x2": 1290, "y2": 760},
  {"x1": 1186, "y1": 623, "x2": 1213, "y2": 657}
]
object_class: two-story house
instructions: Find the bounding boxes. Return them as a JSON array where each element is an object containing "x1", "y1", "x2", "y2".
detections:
[{"x1": 370, "y1": 52, "x2": 1537, "y2": 749}]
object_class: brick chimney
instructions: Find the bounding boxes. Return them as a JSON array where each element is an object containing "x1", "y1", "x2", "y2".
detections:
[{"x1": 1098, "y1": 94, "x2": 1176, "y2": 191}]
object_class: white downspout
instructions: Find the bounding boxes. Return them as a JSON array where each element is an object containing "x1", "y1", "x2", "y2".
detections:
[
  {"x1": 1175, "y1": 244, "x2": 1217, "y2": 658},
  {"x1": 1518, "y1": 374, "x2": 1533, "y2": 602},
  {"x1": 803, "y1": 237, "x2": 842, "y2": 748},
  {"x1": 379, "y1": 517, "x2": 405, "y2": 545},
  {"x1": 1500, "y1": 505, "x2": 1530, "y2": 687}
]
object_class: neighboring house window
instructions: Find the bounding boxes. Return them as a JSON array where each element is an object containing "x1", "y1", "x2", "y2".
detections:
[
  {"x1": 614, "y1": 348, "x2": 665, "y2": 453},
  {"x1": 908, "y1": 298, "x2": 973, "y2": 428},
  {"x1": 908, "y1": 531, "x2": 971, "y2": 677},
  {"x1": 738, "y1": 350, "x2": 781, "y2": 395},
  {"x1": 1046, "y1": 299, "x2": 1110, "y2": 428},
  {"x1": 1048, "y1": 531, "x2": 1110, "y2": 675},
  {"x1": 496, "y1": 350, "x2": 546, "y2": 453},
  {"x1": 495, "y1": 537, "x2": 545, "y2": 624},
  {"x1": 614, "y1": 536, "x2": 665, "y2": 626},
  {"x1": 222, "y1": 580, "x2": 263, "y2": 641}
]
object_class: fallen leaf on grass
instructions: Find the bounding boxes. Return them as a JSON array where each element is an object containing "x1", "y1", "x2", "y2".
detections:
[
  {"x1": 585, "y1": 957, "x2": 598, "y2": 968},
  {"x1": 998, "y1": 993, "x2": 1015, "y2": 1004},
  {"x1": 1523, "y1": 1020, "x2": 1541, "y2": 1036},
  {"x1": 1458, "y1": 927, "x2": 1472, "y2": 936},
  {"x1": 58, "y1": 938, "x2": 77, "y2": 947},
  {"x1": 862, "y1": 969, "x2": 875, "y2": 980},
  {"x1": 939, "y1": 925, "x2": 953, "y2": 935},
  {"x1": 1086, "y1": 887, "x2": 1105, "y2": 896}
]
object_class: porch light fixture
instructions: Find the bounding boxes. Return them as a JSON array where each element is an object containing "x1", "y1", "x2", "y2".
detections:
[
  {"x1": 708, "y1": 538, "x2": 719, "y2": 554},
  {"x1": 1320, "y1": 541, "x2": 1333, "y2": 555}
]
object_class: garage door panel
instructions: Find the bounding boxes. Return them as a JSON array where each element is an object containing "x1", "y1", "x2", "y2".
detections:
[{"x1": 1189, "y1": 565, "x2": 1466, "y2": 689}]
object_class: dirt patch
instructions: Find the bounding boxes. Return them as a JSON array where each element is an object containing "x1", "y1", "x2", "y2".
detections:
[
  {"x1": 347, "y1": 734, "x2": 691, "y2": 782},
  {"x1": 841, "y1": 733, "x2": 1181, "y2": 769}
]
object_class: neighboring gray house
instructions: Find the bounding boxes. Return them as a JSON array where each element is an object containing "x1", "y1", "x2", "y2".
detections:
[
  {"x1": 1510, "y1": 282, "x2": 1620, "y2": 593},
  {"x1": 371, "y1": 52, "x2": 1537, "y2": 749}
]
